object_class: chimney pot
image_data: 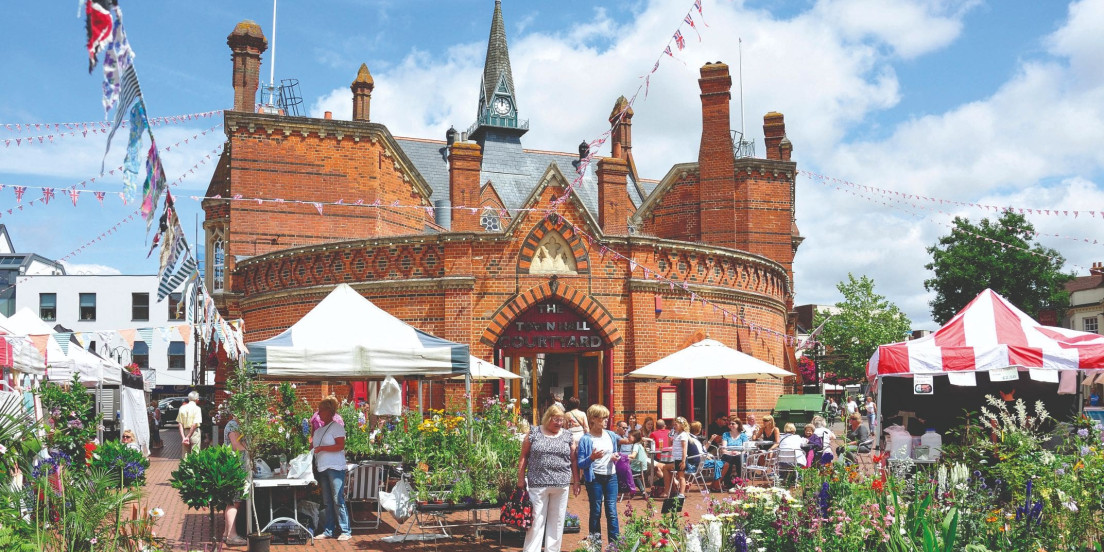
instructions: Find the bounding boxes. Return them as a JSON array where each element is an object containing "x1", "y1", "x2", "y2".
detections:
[
  {"x1": 227, "y1": 21, "x2": 269, "y2": 113},
  {"x1": 351, "y1": 63, "x2": 375, "y2": 122},
  {"x1": 324, "y1": 111, "x2": 332, "y2": 120}
]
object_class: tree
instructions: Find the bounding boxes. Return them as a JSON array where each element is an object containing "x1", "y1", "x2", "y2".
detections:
[
  {"x1": 815, "y1": 274, "x2": 912, "y2": 383},
  {"x1": 924, "y1": 211, "x2": 1073, "y2": 324}
]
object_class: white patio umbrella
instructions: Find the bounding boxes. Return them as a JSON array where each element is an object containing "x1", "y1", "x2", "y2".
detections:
[
  {"x1": 627, "y1": 339, "x2": 795, "y2": 380},
  {"x1": 452, "y1": 356, "x2": 521, "y2": 381}
]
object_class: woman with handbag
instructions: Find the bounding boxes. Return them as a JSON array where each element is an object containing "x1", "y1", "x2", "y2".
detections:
[
  {"x1": 312, "y1": 397, "x2": 351, "y2": 541},
  {"x1": 517, "y1": 404, "x2": 579, "y2": 552},
  {"x1": 576, "y1": 404, "x2": 622, "y2": 544}
]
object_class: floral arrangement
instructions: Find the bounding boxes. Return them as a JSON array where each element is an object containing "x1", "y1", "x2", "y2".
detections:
[
  {"x1": 89, "y1": 439, "x2": 150, "y2": 488},
  {"x1": 382, "y1": 395, "x2": 522, "y2": 504},
  {"x1": 38, "y1": 375, "x2": 101, "y2": 463}
]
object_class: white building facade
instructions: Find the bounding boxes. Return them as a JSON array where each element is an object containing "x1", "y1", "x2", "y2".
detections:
[
  {"x1": 14, "y1": 274, "x2": 198, "y2": 389},
  {"x1": 1064, "y1": 262, "x2": 1104, "y2": 334}
]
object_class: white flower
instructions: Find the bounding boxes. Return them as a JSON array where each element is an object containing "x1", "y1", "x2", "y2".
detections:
[
  {"x1": 149, "y1": 507, "x2": 165, "y2": 518},
  {"x1": 521, "y1": 398, "x2": 529, "y2": 404},
  {"x1": 0, "y1": 444, "x2": 7, "y2": 455}
]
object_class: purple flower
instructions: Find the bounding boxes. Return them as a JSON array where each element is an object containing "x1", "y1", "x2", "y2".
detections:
[
  {"x1": 1078, "y1": 428, "x2": 1090, "y2": 438},
  {"x1": 1056, "y1": 468, "x2": 1065, "y2": 476},
  {"x1": 1081, "y1": 446, "x2": 1092, "y2": 456}
]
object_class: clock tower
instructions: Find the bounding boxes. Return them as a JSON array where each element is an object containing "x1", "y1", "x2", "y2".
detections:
[{"x1": 468, "y1": 0, "x2": 528, "y2": 144}]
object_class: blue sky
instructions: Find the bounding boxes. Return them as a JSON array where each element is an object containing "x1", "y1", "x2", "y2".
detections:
[{"x1": 2, "y1": 0, "x2": 1102, "y2": 328}]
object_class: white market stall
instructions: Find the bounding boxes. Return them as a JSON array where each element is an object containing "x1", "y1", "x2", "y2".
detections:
[
  {"x1": 867, "y1": 289, "x2": 1104, "y2": 450},
  {"x1": 245, "y1": 284, "x2": 469, "y2": 379}
]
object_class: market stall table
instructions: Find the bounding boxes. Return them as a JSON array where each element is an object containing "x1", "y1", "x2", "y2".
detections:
[{"x1": 247, "y1": 475, "x2": 316, "y2": 540}]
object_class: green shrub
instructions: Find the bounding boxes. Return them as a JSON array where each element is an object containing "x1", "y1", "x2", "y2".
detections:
[{"x1": 88, "y1": 440, "x2": 149, "y2": 488}]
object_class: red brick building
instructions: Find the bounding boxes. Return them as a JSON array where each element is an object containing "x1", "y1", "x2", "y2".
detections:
[{"x1": 205, "y1": 4, "x2": 802, "y2": 424}]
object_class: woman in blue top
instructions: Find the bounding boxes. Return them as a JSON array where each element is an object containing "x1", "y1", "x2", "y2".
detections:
[
  {"x1": 718, "y1": 418, "x2": 749, "y2": 487},
  {"x1": 576, "y1": 404, "x2": 623, "y2": 544}
]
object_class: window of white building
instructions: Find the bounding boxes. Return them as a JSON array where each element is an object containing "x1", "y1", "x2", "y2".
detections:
[{"x1": 1085, "y1": 317, "x2": 1099, "y2": 334}]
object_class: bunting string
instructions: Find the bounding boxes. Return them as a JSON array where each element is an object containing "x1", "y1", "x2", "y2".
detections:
[
  {"x1": 814, "y1": 176, "x2": 1092, "y2": 274},
  {"x1": 799, "y1": 170, "x2": 1104, "y2": 221},
  {"x1": 0, "y1": 141, "x2": 223, "y2": 222},
  {"x1": 0, "y1": 110, "x2": 222, "y2": 148}
]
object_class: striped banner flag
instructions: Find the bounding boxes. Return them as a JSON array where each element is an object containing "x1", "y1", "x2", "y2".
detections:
[
  {"x1": 102, "y1": 64, "x2": 142, "y2": 171},
  {"x1": 157, "y1": 257, "x2": 197, "y2": 302}
]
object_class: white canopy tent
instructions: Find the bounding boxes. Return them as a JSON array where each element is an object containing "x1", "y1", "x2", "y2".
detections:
[
  {"x1": 628, "y1": 339, "x2": 796, "y2": 381},
  {"x1": 0, "y1": 313, "x2": 46, "y2": 377},
  {"x1": 246, "y1": 284, "x2": 470, "y2": 379},
  {"x1": 2, "y1": 308, "x2": 122, "y2": 385}
]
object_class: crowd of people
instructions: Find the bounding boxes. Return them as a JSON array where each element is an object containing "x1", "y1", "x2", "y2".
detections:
[{"x1": 516, "y1": 395, "x2": 881, "y2": 550}]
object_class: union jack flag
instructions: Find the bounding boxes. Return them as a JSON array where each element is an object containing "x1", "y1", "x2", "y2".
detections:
[
  {"x1": 664, "y1": 45, "x2": 673, "y2": 57},
  {"x1": 42, "y1": 188, "x2": 56, "y2": 205},
  {"x1": 673, "y1": 30, "x2": 686, "y2": 50},
  {"x1": 694, "y1": 0, "x2": 708, "y2": 25},
  {"x1": 684, "y1": 14, "x2": 701, "y2": 40}
]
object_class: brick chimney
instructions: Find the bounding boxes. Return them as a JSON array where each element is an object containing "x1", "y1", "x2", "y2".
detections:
[
  {"x1": 448, "y1": 142, "x2": 483, "y2": 232},
  {"x1": 227, "y1": 21, "x2": 268, "y2": 113},
  {"x1": 1091, "y1": 262, "x2": 1104, "y2": 276},
  {"x1": 597, "y1": 157, "x2": 631, "y2": 235},
  {"x1": 697, "y1": 62, "x2": 736, "y2": 248},
  {"x1": 764, "y1": 112, "x2": 787, "y2": 161},
  {"x1": 609, "y1": 96, "x2": 634, "y2": 164},
  {"x1": 351, "y1": 63, "x2": 374, "y2": 122}
]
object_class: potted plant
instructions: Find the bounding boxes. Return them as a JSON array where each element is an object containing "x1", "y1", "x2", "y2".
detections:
[
  {"x1": 563, "y1": 513, "x2": 580, "y2": 533},
  {"x1": 169, "y1": 444, "x2": 249, "y2": 542}
]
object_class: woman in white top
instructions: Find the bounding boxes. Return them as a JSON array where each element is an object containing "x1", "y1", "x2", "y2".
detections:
[
  {"x1": 313, "y1": 396, "x2": 351, "y2": 540},
  {"x1": 777, "y1": 423, "x2": 807, "y2": 467},
  {"x1": 658, "y1": 416, "x2": 690, "y2": 498}
]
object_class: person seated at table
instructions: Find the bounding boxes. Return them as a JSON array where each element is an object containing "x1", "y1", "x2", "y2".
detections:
[
  {"x1": 649, "y1": 419, "x2": 671, "y2": 451},
  {"x1": 707, "y1": 412, "x2": 729, "y2": 447},
  {"x1": 627, "y1": 413, "x2": 641, "y2": 431},
  {"x1": 613, "y1": 420, "x2": 637, "y2": 497},
  {"x1": 803, "y1": 423, "x2": 832, "y2": 466},
  {"x1": 688, "y1": 420, "x2": 708, "y2": 444},
  {"x1": 778, "y1": 423, "x2": 807, "y2": 468},
  {"x1": 627, "y1": 430, "x2": 651, "y2": 488},
  {"x1": 742, "y1": 415, "x2": 759, "y2": 439},
  {"x1": 718, "y1": 418, "x2": 749, "y2": 488},
  {"x1": 811, "y1": 415, "x2": 836, "y2": 444},
  {"x1": 837, "y1": 412, "x2": 872, "y2": 463},
  {"x1": 753, "y1": 415, "x2": 780, "y2": 449}
]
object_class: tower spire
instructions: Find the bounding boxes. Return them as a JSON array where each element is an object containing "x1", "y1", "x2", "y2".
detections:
[
  {"x1": 481, "y1": 0, "x2": 515, "y2": 109},
  {"x1": 469, "y1": 0, "x2": 527, "y2": 143}
]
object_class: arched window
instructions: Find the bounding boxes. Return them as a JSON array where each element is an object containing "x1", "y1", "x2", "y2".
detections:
[
  {"x1": 212, "y1": 239, "x2": 225, "y2": 291},
  {"x1": 480, "y1": 207, "x2": 502, "y2": 232}
]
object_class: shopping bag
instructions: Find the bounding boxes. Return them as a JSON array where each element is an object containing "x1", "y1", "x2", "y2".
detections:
[
  {"x1": 379, "y1": 479, "x2": 415, "y2": 523},
  {"x1": 288, "y1": 451, "x2": 312, "y2": 479},
  {"x1": 499, "y1": 487, "x2": 533, "y2": 529}
]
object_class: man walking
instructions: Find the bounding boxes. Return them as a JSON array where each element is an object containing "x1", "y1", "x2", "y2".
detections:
[{"x1": 177, "y1": 391, "x2": 202, "y2": 457}]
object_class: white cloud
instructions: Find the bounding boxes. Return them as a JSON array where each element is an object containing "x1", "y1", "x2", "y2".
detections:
[
  {"x1": 298, "y1": 0, "x2": 1102, "y2": 329},
  {"x1": 60, "y1": 260, "x2": 122, "y2": 275}
]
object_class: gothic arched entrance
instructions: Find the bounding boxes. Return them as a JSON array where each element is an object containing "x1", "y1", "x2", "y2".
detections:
[{"x1": 489, "y1": 294, "x2": 617, "y2": 426}]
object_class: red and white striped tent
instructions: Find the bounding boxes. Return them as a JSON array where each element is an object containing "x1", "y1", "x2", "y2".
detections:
[{"x1": 868, "y1": 289, "x2": 1104, "y2": 381}]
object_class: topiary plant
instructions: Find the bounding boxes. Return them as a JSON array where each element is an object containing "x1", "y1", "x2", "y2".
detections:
[{"x1": 169, "y1": 445, "x2": 248, "y2": 540}]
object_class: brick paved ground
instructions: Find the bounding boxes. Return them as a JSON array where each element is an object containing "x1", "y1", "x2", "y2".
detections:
[{"x1": 146, "y1": 428, "x2": 717, "y2": 551}]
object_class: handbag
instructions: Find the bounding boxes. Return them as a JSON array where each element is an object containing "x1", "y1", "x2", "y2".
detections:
[{"x1": 500, "y1": 487, "x2": 533, "y2": 529}]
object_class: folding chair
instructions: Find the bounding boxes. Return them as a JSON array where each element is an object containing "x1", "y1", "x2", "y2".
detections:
[
  {"x1": 346, "y1": 462, "x2": 387, "y2": 529},
  {"x1": 743, "y1": 449, "x2": 778, "y2": 486},
  {"x1": 684, "y1": 452, "x2": 716, "y2": 493},
  {"x1": 776, "y1": 448, "x2": 804, "y2": 485}
]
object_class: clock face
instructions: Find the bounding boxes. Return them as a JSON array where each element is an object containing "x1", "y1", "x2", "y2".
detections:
[{"x1": 492, "y1": 97, "x2": 511, "y2": 116}]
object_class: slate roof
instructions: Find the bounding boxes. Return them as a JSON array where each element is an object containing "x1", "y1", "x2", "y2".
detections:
[
  {"x1": 1067, "y1": 274, "x2": 1104, "y2": 293},
  {"x1": 394, "y1": 133, "x2": 658, "y2": 231}
]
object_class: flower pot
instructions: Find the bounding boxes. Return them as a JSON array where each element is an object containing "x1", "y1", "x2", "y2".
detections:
[
  {"x1": 563, "y1": 526, "x2": 581, "y2": 534},
  {"x1": 247, "y1": 533, "x2": 272, "y2": 552}
]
